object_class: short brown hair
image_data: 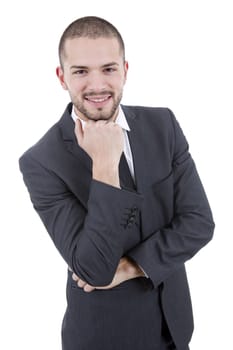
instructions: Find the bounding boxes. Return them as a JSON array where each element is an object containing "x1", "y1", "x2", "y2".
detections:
[{"x1": 58, "y1": 16, "x2": 125, "y2": 67}]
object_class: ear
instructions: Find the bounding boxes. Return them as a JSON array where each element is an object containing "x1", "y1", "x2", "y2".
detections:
[
  {"x1": 123, "y1": 61, "x2": 129, "y2": 83},
  {"x1": 56, "y1": 66, "x2": 68, "y2": 90}
]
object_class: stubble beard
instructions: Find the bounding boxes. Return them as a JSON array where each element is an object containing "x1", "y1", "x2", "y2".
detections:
[{"x1": 72, "y1": 91, "x2": 123, "y2": 121}]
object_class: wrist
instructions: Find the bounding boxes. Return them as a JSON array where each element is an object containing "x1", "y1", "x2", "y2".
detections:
[{"x1": 92, "y1": 163, "x2": 120, "y2": 188}]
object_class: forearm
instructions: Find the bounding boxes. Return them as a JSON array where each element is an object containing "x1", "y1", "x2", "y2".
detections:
[{"x1": 72, "y1": 180, "x2": 143, "y2": 285}]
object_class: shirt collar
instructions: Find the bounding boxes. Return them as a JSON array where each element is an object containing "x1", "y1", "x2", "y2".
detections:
[{"x1": 71, "y1": 105, "x2": 130, "y2": 131}]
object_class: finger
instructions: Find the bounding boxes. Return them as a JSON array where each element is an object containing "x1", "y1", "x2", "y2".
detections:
[
  {"x1": 84, "y1": 284, "x2": 95, "y2": 293},
  {"x1": 75, "y1": 119, "x2": 84, "y2": 143},
  {"x1": 72, "y1": 273, "x2": 79, "y2": 281},
  {"x1": 77, "y1": 279, "x2": 86, "y2": 288},
  {"x1": 95, "y1": 283, "x2": 113, "y2": 290}
]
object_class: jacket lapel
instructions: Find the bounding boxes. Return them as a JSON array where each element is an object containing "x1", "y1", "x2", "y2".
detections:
[
  {"x1": 58, "y1": 103, "x2": 92, "y2": 207},
  {"x1": 59, "y1": 103, "x2": 92, "y2": 170}
]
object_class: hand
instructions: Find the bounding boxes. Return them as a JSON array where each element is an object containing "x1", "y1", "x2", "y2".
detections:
[
  {"x1": 68, "y1": 266, "x2": 95, "y2": 292},
  {"x1": 95, "y1": 256, "x2": 145, "y2": 290},
  {"x1": 75, "y1": 119, "x2": 124, "y2": 187},
  {"x1": 75, "y1": 119, "x2": 124, "y2": 165},
  {"x1": 70, "y1": 257, "x2": 145, "y2": 293},
  {"x1": 71, "y1": 273, "x2": 96, "y2": 293}
]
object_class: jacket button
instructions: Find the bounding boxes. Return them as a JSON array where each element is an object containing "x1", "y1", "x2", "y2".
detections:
[{"x1": 129, "y1": 216, "x2": 135, "y2": 223}]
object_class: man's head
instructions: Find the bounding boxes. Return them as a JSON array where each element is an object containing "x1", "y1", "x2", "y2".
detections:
[{"x1": 56, "y1": 16, "x2": 128, "y2": 122}]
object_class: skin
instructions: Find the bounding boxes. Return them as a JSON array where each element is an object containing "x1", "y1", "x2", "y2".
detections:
[{"x1": 57, "y1": 37, "x2": 145, "y2": 292}]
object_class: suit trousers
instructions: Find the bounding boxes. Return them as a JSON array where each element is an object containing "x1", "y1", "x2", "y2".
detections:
[{"x1": 62, "y1": 274, "x2": 179, "y2": 350}]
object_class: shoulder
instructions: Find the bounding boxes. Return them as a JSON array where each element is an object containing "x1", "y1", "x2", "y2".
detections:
[
  {"x1": 20, "y1": 121, "x2": 61, "y2": 158},
  {"x1": 19, "y1": 104, "x2": 72, "y2": 169},
  {"x1": 122, "y1": 104, "x2": 176, "y2": 125},
  {"x1": 121, "y1": 104, "x2": 178, "y2": 136},
  {"x1": 19, "y1": 122, "x2": 61, "y2": 170}
]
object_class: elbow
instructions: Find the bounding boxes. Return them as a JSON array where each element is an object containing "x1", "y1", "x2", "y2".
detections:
[
  {"x1": 73, "y1": 264, "x2": 115, "y2": 287},
  {"x1": 84, "y1": 264, "x2": 115, "y2": 286},
  {"x1": 71, "y1": 248, "x2": 117, "y2": 287},
  {"x1": 209, "y1": 218, "x2": 215, "y2": 237},
  {"x1": 199, "y1": 215, "x2": 215, "y2": 247},
  {"x1": 206, "y1": 219, "x2": 215, "y2": 243}
]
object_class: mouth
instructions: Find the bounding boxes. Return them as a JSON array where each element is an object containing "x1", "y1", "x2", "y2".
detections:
[{"x1": 84, "y1": 94, "x2": 112, "y2": 108}]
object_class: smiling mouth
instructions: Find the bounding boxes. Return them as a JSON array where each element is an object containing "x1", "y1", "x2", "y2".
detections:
[{"x1": 84, "y1": 95, "x2": 112, "y2": 103}]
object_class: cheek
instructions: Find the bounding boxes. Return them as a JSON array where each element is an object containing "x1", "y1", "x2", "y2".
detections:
[
  {"x1": 117, "y1": 80, "x2": 126, "y2": 92},
  {"x1": 68, "y1": 79, "x2": 85, "y2": 94},
  {"x1": 111, "y1": 76, "x2": 126, "y2": 90}
]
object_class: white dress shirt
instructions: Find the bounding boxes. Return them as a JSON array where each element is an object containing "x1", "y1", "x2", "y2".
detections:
[{"x1": 71, "y1": 105, "x2": 135, "y2": 181}]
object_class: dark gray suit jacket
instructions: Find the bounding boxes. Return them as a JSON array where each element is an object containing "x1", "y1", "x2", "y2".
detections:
[{"x1": 19, "y1": 103, "x2": 214, "y2": 349}]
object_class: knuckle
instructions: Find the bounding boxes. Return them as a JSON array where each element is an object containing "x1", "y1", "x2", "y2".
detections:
[
  {"x1": 72, "y1": 273, "x2": 78, "y2": 281},
  {"x1": 78, "y1": 280, "x2": 84, "y2": 287}
]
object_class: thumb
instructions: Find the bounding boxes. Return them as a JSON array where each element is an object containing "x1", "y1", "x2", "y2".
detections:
[{"x1": 75, "y1": 119, "x2": 84, "y2": 145}]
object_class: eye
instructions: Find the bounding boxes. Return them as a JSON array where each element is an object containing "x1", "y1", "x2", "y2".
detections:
[
  {"x1": 72, "y1": 69, "x2": 87, "y2": 76},
  {"x1": 104, "y1": 67, "x2": 117, "y2": 73}
]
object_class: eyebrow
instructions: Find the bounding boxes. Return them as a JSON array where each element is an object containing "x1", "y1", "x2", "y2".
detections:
[
  {"x1": 102, "y1": 62, "x2": 119, "y2": 68},
  {"x1": 70, "y1": 62, "x2": 119, "y2": 70}
]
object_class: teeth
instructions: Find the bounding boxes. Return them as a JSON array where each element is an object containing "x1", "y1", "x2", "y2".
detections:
[{"x1": 87, "y1": 96, "x2": 109, "y2": 103}]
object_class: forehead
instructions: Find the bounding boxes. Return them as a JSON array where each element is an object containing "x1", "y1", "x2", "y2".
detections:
[{"x1": 63, "y1": 37, "x2": 122, "y2": 66}]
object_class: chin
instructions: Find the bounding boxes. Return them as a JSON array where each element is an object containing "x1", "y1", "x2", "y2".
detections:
[
  {"x1": 88, "y1": 109, "x2": 116, "y2": 121},
  {"x1": 90, "y1": 115, "x2": 113, "y2": 121}
]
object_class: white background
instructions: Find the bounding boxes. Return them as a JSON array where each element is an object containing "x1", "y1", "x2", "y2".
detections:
[{"x1": 0, "y1": 0, "x2": 232, "y2": 349}]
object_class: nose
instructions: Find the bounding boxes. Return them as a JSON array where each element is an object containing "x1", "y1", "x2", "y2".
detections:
[{"x1": 87, "y1": 71, "x2": 107, "y2": 92}]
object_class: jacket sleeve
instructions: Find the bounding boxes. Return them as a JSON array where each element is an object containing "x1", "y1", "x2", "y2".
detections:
[
  {"x1": 127, "y1": 110, "x2": 215, "y2": 288},
  {"x1": 19, "y1": 154, "x2": 143, "y2": 286}
]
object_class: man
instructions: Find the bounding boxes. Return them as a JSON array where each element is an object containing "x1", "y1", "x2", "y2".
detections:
[{"x1": 19, "y1": 16, "x2": 215, "y2": 350}]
